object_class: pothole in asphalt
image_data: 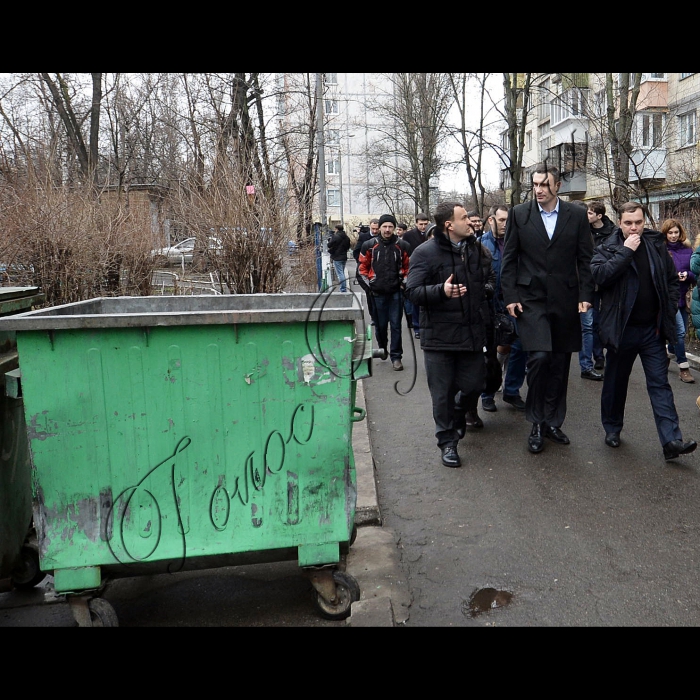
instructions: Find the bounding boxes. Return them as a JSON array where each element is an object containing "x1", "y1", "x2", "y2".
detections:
[{"x1": 462, "y1": 587, "x2": 514, "y2": 617}]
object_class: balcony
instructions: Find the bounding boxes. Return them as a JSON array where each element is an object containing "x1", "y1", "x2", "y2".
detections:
[
  {"x1": 558, "y1": 170, "x2": 587, "y2": 196},
  {"x1": 629, "y1": 148, "x2": 667, "y2": 181}
]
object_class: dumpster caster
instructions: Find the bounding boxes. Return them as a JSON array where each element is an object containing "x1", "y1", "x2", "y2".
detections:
[
  {"x1": 308, "y1": 569, "x2": 360, "y2": 621},
  {"x1": 68, "y1": 596, "x2": 119, "y2": 627},
  {"x1": 10, "y1": 545, "x2": 47, "y2": 590},
  {"x1": 88, "y1": 598, "x2": 119, "y2": 627}
]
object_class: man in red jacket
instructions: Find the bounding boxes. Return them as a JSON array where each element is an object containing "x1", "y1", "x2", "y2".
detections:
[{"x1": 358, "y1": 214, "x2": 410, "y2": 371}]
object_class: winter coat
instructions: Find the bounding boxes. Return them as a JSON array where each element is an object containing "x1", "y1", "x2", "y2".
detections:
[
  {"x1": 405, "y1": 227, "x2": 495, "y2": 352},
  {"x1": 479, "y1": 229, "x2": 506, "y2": 313},
  {"x1": 666, "y1": 239, "x2": 695, "y2": 309},
  {"x1": 402, "y1": 227, "x2": 426, "y2": 255},
  {"x1": 500, "y1": 198, "x2": 594, "y2": 352},
  {"x1": 353, "y1": 227, "x2": 373, "y2": 263},
  {"x1": 591, "y1": 228, "x2": 679, "y2": 350},
  {"x1": 358, "y1": 234, "x2": 410, "y2": 296},
  {"x1": 327, "y1": 229, "x2": 351, "y2": 261},
  {"x1": 688, "y1": 247, "x2": 700, "y2": 330},
  {"x1": 591, "y1": 215, "x2": 617, "y2": 247}
]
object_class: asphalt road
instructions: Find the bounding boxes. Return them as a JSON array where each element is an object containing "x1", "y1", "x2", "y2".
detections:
[{"x1": 365, "y1": 319, "x2": 700, "y2": 626}]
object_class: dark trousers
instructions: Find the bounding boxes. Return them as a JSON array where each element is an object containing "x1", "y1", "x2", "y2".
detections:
[
  {"x1": 373, "y1": 291, "x2": 403, "y2": 361},
  {"x1": 525, "y1": 351, "x2": 572, "y2": 428},
  {"x1": 424, "y1": 350, "x2": 485, "y2": 448},
  {"x1": 601, "y1": 324, "x2": 682, "y2": 446}
]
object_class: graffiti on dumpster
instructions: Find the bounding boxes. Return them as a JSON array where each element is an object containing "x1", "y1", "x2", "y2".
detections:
[
  {"x1": 309, "y1": 283, "x2": 416, "y2": 396},
  {"x1": 105, "y1": 402, "x2": 315, "y2": 571}
]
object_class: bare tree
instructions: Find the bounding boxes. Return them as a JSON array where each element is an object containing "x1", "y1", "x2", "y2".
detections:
[
  {"x1": 502, "y1": 72, "x2": 538, "y2": 205},
  {"x1": 363, "y1": 73, "x2": 453, "y2": 215},
  {"x1": 39, "y1": 73, "x2": 103, "y2": 187}
]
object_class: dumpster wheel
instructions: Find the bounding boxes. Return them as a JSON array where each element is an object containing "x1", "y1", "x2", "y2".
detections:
[
  {"x1": 311, "y1": 570, "x2": 360, "y2": 621},
  {"x1": 87, "y1": 598, "x2": 119, "y2": 627},
  {"x1": 11, "y1": 545, "x2": 47, "y2": 590}
]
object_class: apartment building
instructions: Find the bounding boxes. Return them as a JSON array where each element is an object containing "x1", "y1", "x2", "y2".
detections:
[
  {"x1": 507, "y1": 73, "x2": 700, "y2": 224},
  {"x1": 276, "y1": 73, "x2": 446, "y2": 230}
]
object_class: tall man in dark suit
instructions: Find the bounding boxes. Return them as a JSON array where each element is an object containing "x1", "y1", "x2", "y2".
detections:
[{"x1": 500, "y1": 163, "x2": 594, "y2": 453}]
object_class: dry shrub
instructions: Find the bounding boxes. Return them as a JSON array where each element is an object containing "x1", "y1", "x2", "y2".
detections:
[
  {"x1": 0, "y1": 180, "x2": 159, "y2": 305},
  {"x1": 173, "y1": 170, "x2": 293, "y2": 294}
]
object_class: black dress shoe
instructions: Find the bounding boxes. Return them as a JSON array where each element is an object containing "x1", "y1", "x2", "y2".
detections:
[
  {"x1": 441, "y1": 446, "x2": 462, "y2": 467},
  {"x1": 465, "y1": 410, "x2": 484, "y2": 430},
  {"x1": 594, "y1": 358, "x2": 605, "y2": 370},
  {"x1": 502, "y1": 394, "x2": 526, "y2": 410},
  {"x1": 482, "y1": 397, "x2": 497, "y2": 412},
  {"x1": 544, "y1": 425, "x2": 570, "y2": 445},
  {"x1": 581, "y1": 369, "x2": 604, "y2": 381},
  {"x1": 604, "y1": 432, "x2": 621, "y2": 448},
  {"x1": 663, "y1": 439, "x2": 698, "y2": 461},
  {"x1": 528, "y1": 423, "x2": 544, "y2": 453}
]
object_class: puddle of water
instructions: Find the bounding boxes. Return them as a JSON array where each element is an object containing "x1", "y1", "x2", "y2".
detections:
[{"x1": 463, "y1": 587, "x2": 513, "y2": 617}]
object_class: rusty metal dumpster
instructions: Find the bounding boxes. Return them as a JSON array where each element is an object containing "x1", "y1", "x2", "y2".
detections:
[
  {"x1": 0, "y1": 286, "x2": 46, "y2": 589},
  {"x1": 0, "y1": 292, "x2": 372, "y2": 625}
]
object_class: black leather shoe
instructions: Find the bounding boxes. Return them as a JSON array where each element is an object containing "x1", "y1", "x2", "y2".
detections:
[
  {"x1": 502, "y1": 394, "x2": 526, "y2": 410},
  {"x1": 482, "y1": 397, "x2": 497, "y2": 412},
  {"x1": 441, "y1": 446, "x2": 461, "y2": 468},
  {"x1": 465, "y1": 410, "x2": 484, "y2": 430},
  {"x1": 594, "y1": 358, "x2": 605, "y2": 371},
  {"x1": 581, "y1": 369, "x2": 604, "y2": 381},
  {"x1": 604, "y1": 432, "x2": 621, "y2": 448},
  {"x1": 545, "y1": 425, "x2": 570, "y2": 445},
  {"x1": 663, "y1": 439, "x2": 698, "y2": 461},
  {"x1": 528, "y1": 423, "x2": 544, "y2": 453}
]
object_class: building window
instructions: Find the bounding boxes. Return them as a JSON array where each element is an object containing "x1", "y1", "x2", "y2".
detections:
[
  {"x1": 643, "y1": 73, "x2": 667, "y2": 81},
  {"x1": 325, "y1": 99, "x2": 338, "y2": 115},
  {"x1": 679, "y1": 111, "x2": 696, "y2": 147},
  {"x1": 327, "y1": 188, "x2": 340, "y2": 207},
  {"x1": 540, "y1": 136, "x2": 550, "y2": 161},
  {"x1": 526, "y1": 130, "x2": 532, "y2": 152},
  {"x1": 551, "y1": 88, "x2": 589, "y2": 125},
  {"x1": 681, "y1": 73, "x2": 696, "y2": 79},
  {"x1": 639, "y1": 112, "x2": 664, "y2": 148},
  {"x1": 327, "y1": 158, "x2": 340, "y2": 175},
  {"x1": 327, "y1": 129, "x2": 339, "y2": 145},
  {"x1": 325, "y1": 73, "x2": 337, "y2": 85}
]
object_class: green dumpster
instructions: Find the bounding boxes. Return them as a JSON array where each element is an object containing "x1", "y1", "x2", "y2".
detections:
[
  {"x1": 0, "y1": 286, "x2": 46, "y2": 588},
  {"x1": 0, "y1": 292, "x2": 372, "y2": 624}
]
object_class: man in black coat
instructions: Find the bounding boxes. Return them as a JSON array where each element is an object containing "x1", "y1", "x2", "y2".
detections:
[
  {"x1": 591, "y1": 201, "x2": 696, "y2": 461},
  {"x1": 327, "y1": 223, "x2": 351, "y2": 292},
  {"x1": 406, "y1": 201, "x2": 495, "y2": 468},
  {"x1": 500, "y1": 163, "x2": 594, "y2": 454}
]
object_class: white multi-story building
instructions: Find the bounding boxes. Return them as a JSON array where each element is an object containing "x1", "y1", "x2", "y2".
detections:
[{"x1": 509, "y1": 73, "x2": 700, "y2": 224}]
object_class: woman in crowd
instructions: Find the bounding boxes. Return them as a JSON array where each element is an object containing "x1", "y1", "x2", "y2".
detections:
[{"x1": 663, "y1": 218, "x2": 696, "y2": 383}]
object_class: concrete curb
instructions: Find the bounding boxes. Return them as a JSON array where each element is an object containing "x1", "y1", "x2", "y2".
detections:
[
  {"x1": 686, "y1": 352, "x2": 700, "y2": 371},
  {"x1": 346, "y1": 375, "x2": 410, "y2": 627},
  {"x1": 353, "y1": 379, "x2": 381, "y2": 527}
]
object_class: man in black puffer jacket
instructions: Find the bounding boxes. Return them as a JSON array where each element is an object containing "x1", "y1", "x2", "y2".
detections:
[
  {"x1": 591, "y1": 201, "x2": 696, "y2": 461},
  {"x1": 406, "y1": 201, "x2": 495, "y2": 468}
]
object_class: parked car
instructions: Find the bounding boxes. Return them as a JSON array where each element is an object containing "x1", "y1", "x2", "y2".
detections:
[
  {"x1": 150, "y1": 238, "x2": 196, "y2": 266},
  {"x1": 151, "y1": 237, "x2": 222, "y2": 267}
]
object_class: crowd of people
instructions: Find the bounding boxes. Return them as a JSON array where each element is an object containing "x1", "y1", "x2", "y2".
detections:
[{"x1": 336, "y1": 163, "x2": 699, "y2": 467}]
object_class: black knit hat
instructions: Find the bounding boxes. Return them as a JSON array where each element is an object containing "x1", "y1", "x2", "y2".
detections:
[{"x1": 378, "y1": 214, "x2": 397, "y2": 227}]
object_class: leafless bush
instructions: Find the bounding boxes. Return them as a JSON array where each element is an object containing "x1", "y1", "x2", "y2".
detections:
[
  {"x1": 173, "y1": 170, "x2": 292, "y2": 294},
  {"x1": 0, "y1": 179, "x2": 159, "y2": 305}
]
